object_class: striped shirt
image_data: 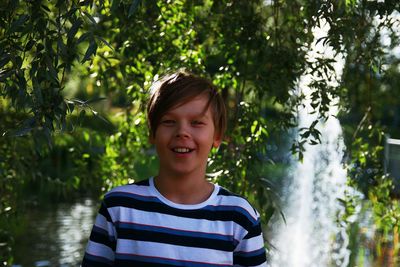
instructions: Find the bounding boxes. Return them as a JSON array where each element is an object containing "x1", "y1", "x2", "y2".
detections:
[{"x1": 82, "y1": 177, "x2": 267, "y2": 267}]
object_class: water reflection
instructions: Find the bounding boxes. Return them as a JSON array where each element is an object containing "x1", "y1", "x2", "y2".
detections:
[{"x1": 13, "y1": 198, "x2": 97, "y2": 267}]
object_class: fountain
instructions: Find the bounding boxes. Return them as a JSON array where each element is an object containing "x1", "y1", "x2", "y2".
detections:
[
  {"x1": 269, "y1": 107, "x2": 350, "y2": 267},
  {"x1": 269, "y1": 20, "x2": 351, "y2": 267}
]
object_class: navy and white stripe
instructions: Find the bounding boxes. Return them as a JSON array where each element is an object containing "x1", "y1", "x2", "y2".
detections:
[{"x1": 82, "y1": 177, "x2": 267, "y2": 267}]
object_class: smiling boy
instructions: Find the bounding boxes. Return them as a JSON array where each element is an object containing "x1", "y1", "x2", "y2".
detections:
[{"x1": 82, "y1": 71, "x2": 267, "y2": 266}]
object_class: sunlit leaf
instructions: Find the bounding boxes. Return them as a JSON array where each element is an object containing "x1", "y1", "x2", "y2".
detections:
[{"x1": 82, "y1": 11, "x2": 97, "y2": 24}]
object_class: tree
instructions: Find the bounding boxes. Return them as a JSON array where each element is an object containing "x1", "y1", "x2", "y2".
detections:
[{"x1": 1, "y1": 0, "x2": 400, "y2": 264}]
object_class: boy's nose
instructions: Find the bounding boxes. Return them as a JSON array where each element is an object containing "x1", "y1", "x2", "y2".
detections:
[{"x1": 175, "y1": 123, "x2": 190, "y2": 138}]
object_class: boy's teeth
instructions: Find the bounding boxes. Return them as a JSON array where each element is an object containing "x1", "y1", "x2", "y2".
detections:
[{"x1": 174, "y1": 148, "x2": 190, "y2": 153}]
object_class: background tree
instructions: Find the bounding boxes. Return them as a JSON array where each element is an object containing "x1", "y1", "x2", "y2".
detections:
[{"x1": 1, "y1": 0, "x2": 400, "y2": 265}]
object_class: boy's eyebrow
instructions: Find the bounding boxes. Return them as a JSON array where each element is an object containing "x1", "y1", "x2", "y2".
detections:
[{"x1": 162, "y1": 109, "x2": 210, "y2": 119}]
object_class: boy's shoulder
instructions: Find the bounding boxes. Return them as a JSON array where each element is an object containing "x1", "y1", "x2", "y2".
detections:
[
  {"x1": 104, "y1": 178, "x2": 151, "y2": 197},
  {"x1": 215, "y1": 185, "x2": 260, "y2": 220},
  {"x1": 216, "y1": 186, "x2": 242, "y2": 198}
]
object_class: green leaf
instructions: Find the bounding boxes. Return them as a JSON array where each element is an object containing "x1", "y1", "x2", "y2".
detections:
[
  {"x1": 33, "y1": 86, "x2": 43, "y2": 105},
  {"x1": 12, "y1": 117, "x2": 36, "y2": 137},
  {"x1": 17, "y1": 72, "x2": 27, "y2": 91},
  {"x1": 345, "y1": 0, "x2": 357, "y2": 8},
  {"x1": 95, "y1": 36, "x2": 114, "y2": 50},
  {"x1": 77, "y1": 32, "x2": 91, "y2": 44},
  {"x1": 64, "y1": 7, "x2": 79, "y2": 19},
  {"x1": 128, "y1": 0, "x2": 141, "y2": 17},
  {"x1": 45, "y1": 55, "x2": 58, "y2": 81},
  {"x1": 309, "y1": 139, "x2": 319, "y2": 145},
  {"x1": 0, "y1": 69, "x2": 13, "y2": 82},
  {"x1": 79, "y1": 0, "x2": 92, "y2": 6},
  {"x1": 310, "y1": 119, "x2": 318, "y2": 129},
  {"x1": 92, "y1": 110, "x2": 111, "y2": 125},
  {"x1": 13, "y1": 127, "x2": 34, "y2": 137},
  {"x1": 9, "y1": 14, "x2": 29, "y2": 33},
  {"x1": 264, "y1": 206, "x2": 275, "y2": 223},
  {"x1": 111, "y1": 0, "x2": 121, "y2": 12},
  {"x1": 66, "y1": 101, "x2": 75, "y2": 113},
  {"x1": 0, "y1": 54, "x2": 11, "y2": 69},
  {"x1": 41, "y1": 4, "x2": 51, "y2": 13},
  {"x1": 71, "y1": 98, "x2": 85, "y2": 105},
  {"x1": 85, "y1": 97, "x2": 107, "y2": 104},
  {"x1": 58, "y1": 37, "x2": 67, "y2": 57},
  {"x1": 81, "y1": 41, "x2": 98, "y2": 63},
  {"x1": 68, "y1": 18, "x2": 83, "y2": 40},
  {"x1": 82, "y1": 11, "x2": 97, "y2": 24},
  {"x1": 24, "y1": 39, "x2": 36, "y2": 51},
  {"x1": 36, "y1": 43, "x2": 45, "y2": 52},
  {"x1": 61, "y1": 118, "x2": 67, "y2": 131},
  {"x1": 15, "y1": 56, "x2": 22, "y2": 68},
  {"x1": 79, "y1": 109, "x2": 86, "y2": 121},
  {"x1": 30, "y1": 60, "x2": 39, "y2": 77},
  {"x1": 301, "y1": 131, "x2": 310, "y2": 138},
  {"x1": 251, "y1": 120, "x2": 258, "y2": 134}
]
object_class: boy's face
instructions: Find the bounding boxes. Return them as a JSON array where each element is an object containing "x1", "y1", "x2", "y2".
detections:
[{"x1": 150, "y1": 94, "x2": 221, "y2": 178}]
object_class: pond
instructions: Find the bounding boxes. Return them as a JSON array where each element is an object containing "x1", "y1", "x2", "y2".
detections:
[{"x1": 12, "y1": 197, "x2": 97, "y2": 267}]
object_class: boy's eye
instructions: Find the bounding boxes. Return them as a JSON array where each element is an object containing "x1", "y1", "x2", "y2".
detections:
[
  {"x1": 191, "y1": 120, "x2": 204, "y2": 126},
  {"x1": 161, "y1": 119, "x2": 175, "y2": 125}
]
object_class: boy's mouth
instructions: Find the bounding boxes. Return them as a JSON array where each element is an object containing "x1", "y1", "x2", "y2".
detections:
[{"x1": 172, "y1": 147, "x2": 194, "y2": 153}]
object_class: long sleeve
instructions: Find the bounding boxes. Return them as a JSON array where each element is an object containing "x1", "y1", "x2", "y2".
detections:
[
  {"x1": 82, "y1": 201, "x2": 117, "y2": 267},
  {"x1": 233, "y1": 216, "x2": 267, "y2": 267}
]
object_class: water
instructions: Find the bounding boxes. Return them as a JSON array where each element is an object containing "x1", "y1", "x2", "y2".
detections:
[
  {"x1": 12, "y1": 198, "x2": 97, "y2": 267},
  {"x1": 269, "y1": 111, "x2": 350, "y2": 267},
  {"x1": 269, "y1": 19, "x2": 350, "y2": 267}
]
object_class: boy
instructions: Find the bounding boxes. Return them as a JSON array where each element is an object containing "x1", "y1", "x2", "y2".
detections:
[{"x1": 82, "y1": 71, "x2": 267, "y2": 266}]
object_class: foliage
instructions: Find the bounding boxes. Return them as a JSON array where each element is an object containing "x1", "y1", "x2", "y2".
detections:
[
  {"x1": 1, "y1": 0, "x2": 400, "y2": 265},
  {"x1": 325, "y1": 0, "x2": 400, "y2": 264},
  {"x1": 98, "y1": 111, "x2": 157, "y2": 190},
  {"x1": 0, "y1": 0, "x2": 102, "y2": 141}
]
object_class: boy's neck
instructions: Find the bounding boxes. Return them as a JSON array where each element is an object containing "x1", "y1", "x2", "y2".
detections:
[{"x1": 154, "y1": 172, "x2": 214, "y2": 205}]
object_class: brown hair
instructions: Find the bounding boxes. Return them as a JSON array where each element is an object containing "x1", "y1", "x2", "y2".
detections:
[{"x1": 147, "y1": 71, "x2": 226, "y2": 139}]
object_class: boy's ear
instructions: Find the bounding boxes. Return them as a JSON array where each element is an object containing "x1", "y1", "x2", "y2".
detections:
[{"x1": 212, "y1": 135, "x2": 222, "y2": 148}]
